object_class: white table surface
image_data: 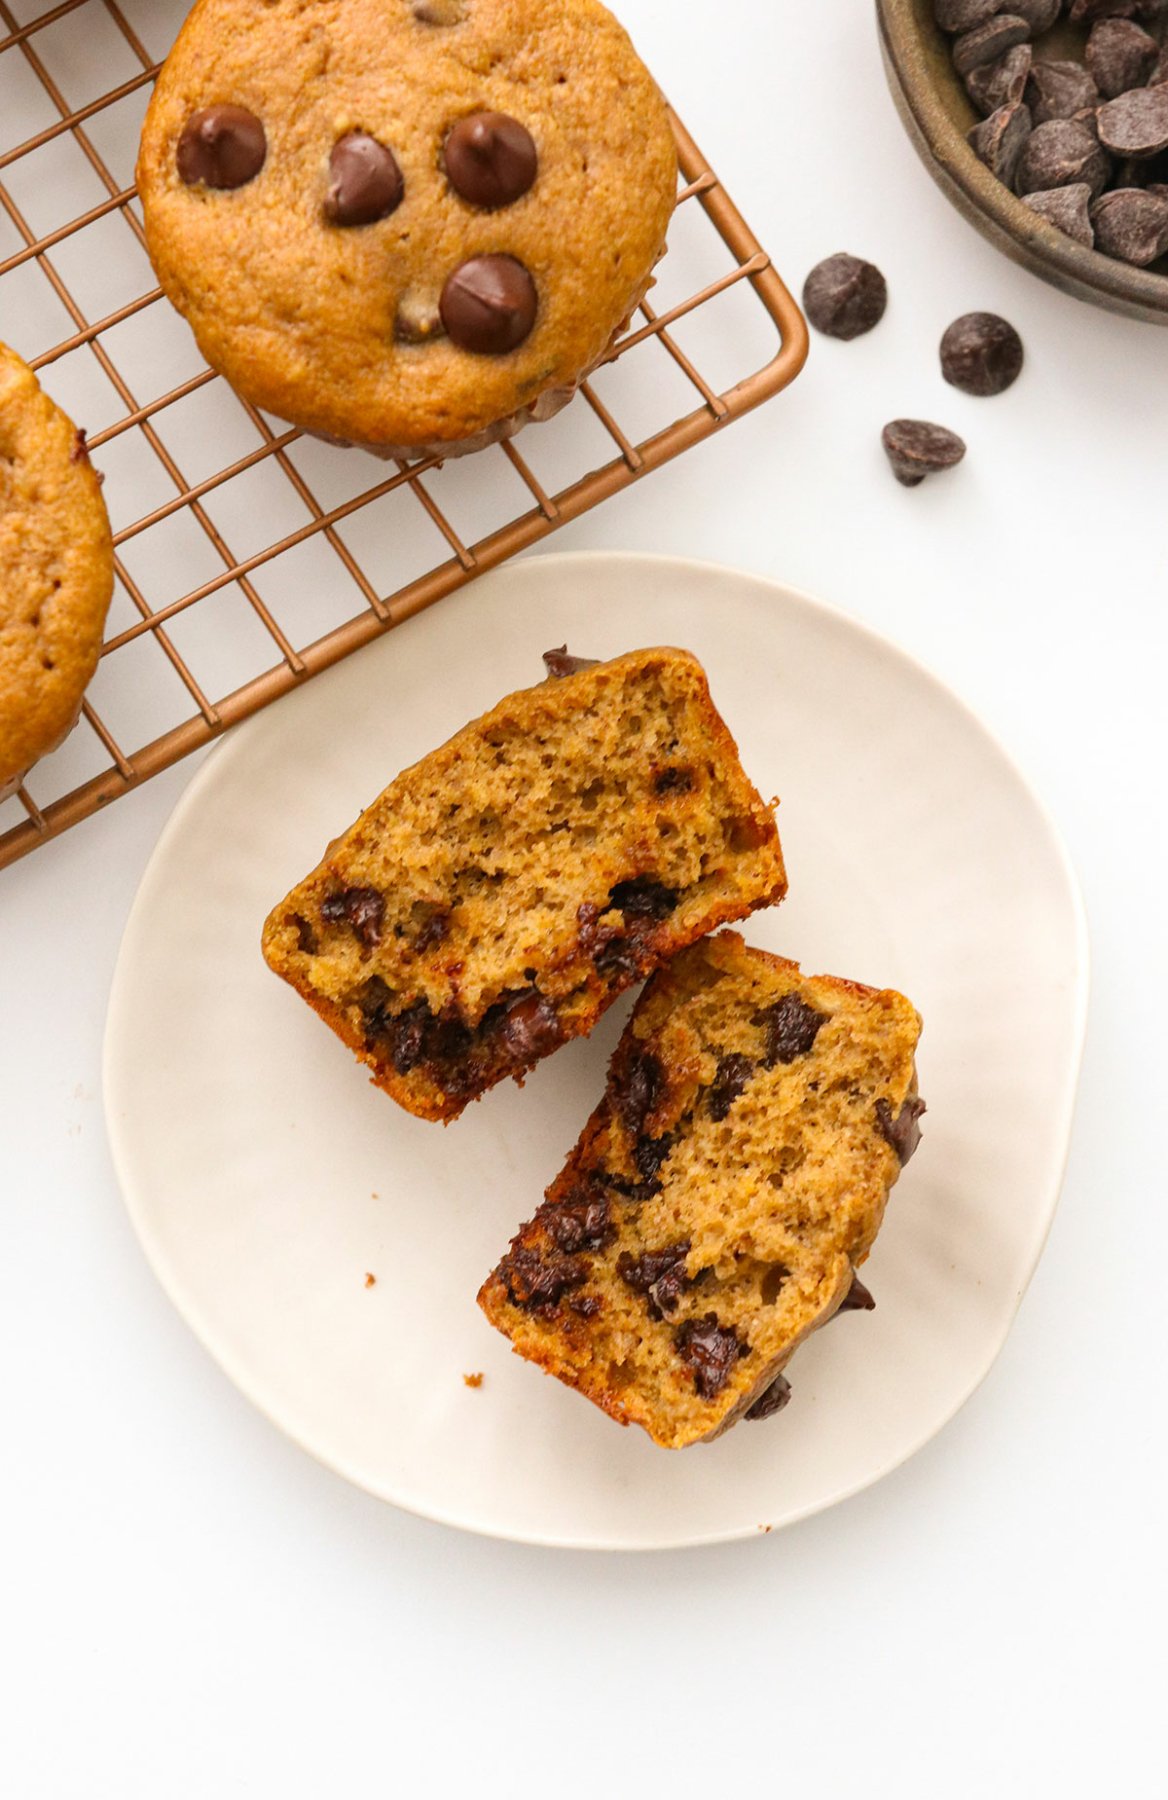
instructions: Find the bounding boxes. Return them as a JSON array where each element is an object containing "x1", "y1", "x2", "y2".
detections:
[{"x1": 3, "y1": 2, "x2": 1165, "y2": 1793}]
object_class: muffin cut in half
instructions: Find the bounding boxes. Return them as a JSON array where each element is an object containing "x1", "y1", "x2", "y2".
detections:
[
  {"x1": 478, "y1": 933, "x2": 924, "y2": 1448},
  {"x1": 262, "y1": 649, "x2": 786, "y2": 1122}
]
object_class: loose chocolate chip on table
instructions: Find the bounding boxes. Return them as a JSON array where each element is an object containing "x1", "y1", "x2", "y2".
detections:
[
  {"x1": 440, "y1": 255, "x2": 538, "y2": 354},
  {"x1": 543, "y1": 645, "x2": 600, "y2": 678},
  {"x1": 444, "y1": 111, "x2": 538, "y2": 209},
  {"x1": 756, "y1": 993, "x2": 827, "y2": 1065},
  {"x1": 940, "y1": 311, "x2": 1024, "y2": 396},
  {"x1": 1091, "y1": 184, "x2": 1168, "y2": 258},
  {"x1": 968, "y1": 101, "x2": 1033, "y2": 189},
  {"x1": 966, "y1": 44, "x2": 1033, "y2": 118},
  {"x1": 881, "y1": 419, "x2": 967, "y2": 488},
  {"x1": 876, "y1": 1093, "x2": 927, "y2": 1164},
  {"x1": 674, "y1": 1313, "x2": 749, "y2": 1400},
  {"x1": 1022, "y1": 180, "x2": 1097, "y2": 243},
  {"x1": 1015, "y1": 118, "x2": 1112, "y2": 196},
  {"x1": 1010, "y1": 0, "x2": 1062, "y2": 28},
  {"x1": 320, "y1": 884, "x2": 385, "y2": 947},
  {"x1": 324, "y1": 131, "x2": 403, "y2": 225},
  {"x1": 707, "y1": 1052, "x2": 755, "y2": 1121},
  {"x1": 801, "y1": 253, "x2": 888, "y2": 340},
  {"x1": 177, "y1": 105, "x2": 266, "y2": 189},
  {"x1": 1097, "y1": 83, "x2": 1168, "y2": 155},
  {"x1": 839, "y1": 1273, "x2": 877, "y2": 1313},
  {"x1": 1025, "y1": 59, "x2": 1100, "y2": 126},
  {"x1": 745, "y1": 1372, "x2": 792, "y2": 1422},
  {"x1": 934, "y1": 0, "x2": 1002, "y2": 30},
  {"x1": 953, "y1": 15, "x2": 1031, "y2": 79},
  {"x1": 1086, "y1": 18, "x2": 1161, "y2": 97}
]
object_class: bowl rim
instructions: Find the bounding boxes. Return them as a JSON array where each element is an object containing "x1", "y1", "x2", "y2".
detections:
[{"x1": 876, "y1": 0, "x2": 1168, "y2": 320}]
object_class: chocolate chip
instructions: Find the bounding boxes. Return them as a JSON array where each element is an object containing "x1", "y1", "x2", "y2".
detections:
[
  {"x1": 966, "y1": 44, "x2": 1033, "y2": 117},
  {"x1": 1091, "y1": 183, "x2": 1168, "y2": 257},
  {"x1": 291, "y1": 913, "x2": 318, "y2": 954},
  {"x1": 1022, "y1": 180, "x2": 1097, "y2": 242},
  {"x1": 619, "y1": 1243, "x2": 691, "y2": 1318},
  {"x1": 324, "y1": 132, "x2": 403, "y2": 226},
  {"x1": 756, "y1": 993, "x2": 828, "y2": 1065},
  {"x1": 876, "y1": 1093, "x2": 927, "y2": 1165},
  {"x1": 543, "y1": 1189, "x2": 615, "y2": 1254},
  {"x1": 543, "y1": 646, "x2": 600, "y2": 679},
  {"x1": 614, "y1": 1049, "x2": 664, "y2": 1137},
  {"x1": 1026, "y1": 60, "x2": 1101, "y2": 125},
  {"x1": 1019, "y1": 116, "x2": 1115, "y2": 195},
  {"x1": 1097, "y1": 82, "x2": 1168, "y2": 154},
  {"x1": 1086, "y1": 18, "x2": 1160, "y2": 97},
  {"x1": 801, "y1": 253, "x2": 888, "y2": 341},
  {"x1": 968, "y1": 101, "x2": 1033, "y2": 189},
  {"x1": 177, "y1": 105, "x2": 266, "y2": 190},
  {"x1": 953, "y1": 15, "x2": 1031, "y2": 78},
  {"x1": 381, "y1": 998, "x2": 429, "y2": 1074},
  {"x1": 633, "y1": 1133, "x2": 674, "y2": 1191},
  {"x1": 320, "y1": 884, "x2": 385, "y2": 947},
  {"x1": 1069, "y1": 0, "x2": 1144, "y2": 20},
  {"x1": 503, "y1": 1244, "x2": 588, "y2": 1311},
  {"x1": 745, "y1": 1373, "x2": 792, "y2": 1422},
  {"x1": 440, "y1": 255, "x2": 537, "y2": 354},
  {"x1": 940, "y1": 312, "x2": 1024, "y2": 396},
  {"x1": 674, "y1": 1313, "x2": 749, "y2": 1401},
  {"x1": 394, "y1": 291, "x2": 445, "y2": 345},
  {"x1": 414, "y1": 909, "x2": 450, "y2": 952},
  {"x1": 708, "y1": 1053, "x2": 754, "y2": 1122},
  {"x1": 882, "y1": 419, "x2": 967, "y2": 489},
  {"x1": 934, "y1": 0, "x2": 1003, "y2": 29},
  {"x1": 496, "y1": 990, "x2": 562, "y2": 1061},
  {"x1": 608, "y1": 877, "x2": 679, "y2": 920},
  {"x1": 569, "y1": 1294, "x2": 602, "y2": 1320},
  {"x1": 70, "y1": 427, "x2": 91, "y2": 465},
  {"x1": 839, "y1": 1273, "x2": 877, "y2": 1313},
  {"x1": 653, "y1": 766, "x2": 694, "y2": 794},
  {"x1": 444, "y1": 111, "x2": 537, "y2": 209}
]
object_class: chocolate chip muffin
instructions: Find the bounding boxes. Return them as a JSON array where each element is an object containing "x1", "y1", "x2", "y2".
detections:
[
  {"x1": 262, "y1": 649, "x2": 786, "y2": 1122},
  {"x1": 479, "y1": 933, "x2": 924, "y2": 1449},
  {"x1": 137, "y1": 0, "x2": 677, "y2": 457},
  {"x1": 0, "y1": 342, "x2": 114, "y2": 798}
]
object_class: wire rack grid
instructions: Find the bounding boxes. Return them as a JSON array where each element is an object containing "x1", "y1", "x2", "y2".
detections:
[{"x1": 0, "y1": 0, "x2": 807, "y2": 872}]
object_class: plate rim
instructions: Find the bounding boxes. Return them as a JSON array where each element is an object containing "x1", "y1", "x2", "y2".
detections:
[{"x1": 102, "y1": 550, "x2": 1091, "y2": 1552}]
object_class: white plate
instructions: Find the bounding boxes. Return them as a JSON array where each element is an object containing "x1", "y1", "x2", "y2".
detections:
[{"x1": 104, "y1": 552, "x2": 1088, "y2": 1550}]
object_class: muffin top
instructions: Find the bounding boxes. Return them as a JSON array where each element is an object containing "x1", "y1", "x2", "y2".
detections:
[
  {"x1": 0, "y1": 343, "x2": 113, "y2": 793},
  {"x1": 137, "y1": 0, "x2": 677, "y2": 450}
]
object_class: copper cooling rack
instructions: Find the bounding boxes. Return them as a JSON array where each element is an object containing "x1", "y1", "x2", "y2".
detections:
[{"x1": 0, "y1": 0, "x2": 807, "y2": 872}]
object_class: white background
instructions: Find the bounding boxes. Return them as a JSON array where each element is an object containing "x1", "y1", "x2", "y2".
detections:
[{"x1": 2, "y1": 1, "x2": 1165, "y2": 1794}]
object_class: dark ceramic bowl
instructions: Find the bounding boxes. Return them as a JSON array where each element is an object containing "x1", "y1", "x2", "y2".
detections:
[{"x1": 877, "y1": 0, "x2": 1168, "y2": 325}]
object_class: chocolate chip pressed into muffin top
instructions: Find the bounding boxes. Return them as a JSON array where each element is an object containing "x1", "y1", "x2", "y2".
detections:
[{"x1": 136, "y1": 0, "x2": 678, "y2": 456}]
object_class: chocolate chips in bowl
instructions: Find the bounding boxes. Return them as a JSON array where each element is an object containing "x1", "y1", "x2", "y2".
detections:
[{"x1": 877, "y1": 0, "x2": 1168, "y2": 323}]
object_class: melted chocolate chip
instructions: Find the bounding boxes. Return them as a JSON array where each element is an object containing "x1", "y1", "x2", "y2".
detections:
[
  {"x1": 633, "y1": 1133, "x2": 674, "y2": 1191},
  {"x1": 503, "y1": 1244, "x2": 588, "y2": 1311},
  {"x1": 708, "y1": 1052, "x2": 754, "y2": 1122},
  {"x1": 445, "y1": 111, "x2": 537, "y2": 209},
  {"x1": 653, "y1": 766, "x2": 694, "y2": 794},
  {"x1": 543, "y1": 1190, "x2": 615, "y2": 1255},
  {"x1": 839, "y1": 1273, "x2": 876, "y2": 1313},
  {"x1": 619, "y1": 1242, "x2": 691, "y2": 1318},
  {"x1": 177, "y1": 105, "x2": 266, "y2": 190},
  {"x1": 608, "y1": 877, "x2": 679, "y2": 920},
  {"x1": 324, "y1": 132, "x2": 403, "y2": 226},
  {"x1": 440, "y1": 255, "x2": 537, "y2": 354},
  {"x1": 876, "y1": 1093, "x2": 927, "y2": 1166},
  {"x1": 291, "y1": 913, "x2": 318, "y2": 954},
  {"x1": 613, "y1": 1049, "x2": 664, "y2": 1137},
  {"x1": 414, "y1": 909, "x2": 450, "y2": 952},
  {"x1": 745, "y1": 1373, "x2": 792, "y2": 1421},
  {"x1": 569, "y1": 1294, "x2": 602, "y2": 1320},
  {"x1": 70, "y1": 428, "x2": 90, "y2": 465},
  {"x1": 756, "y1": 994, "x2": 828, "y2": 1066},
  {"x1": 543, "y1": 646, "x2": 600, "y2": 679},
  {"x1": 674, "y1": 1313, "x2": 750, "y2": 1400},
  {"x1": 320, "y1": 884, "x2": 385, "y2": 948},
  {"x1": 496, "y1": 990, "x2": 562, "y2": 1062}
]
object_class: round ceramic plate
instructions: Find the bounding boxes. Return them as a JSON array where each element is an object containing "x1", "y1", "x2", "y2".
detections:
[{"x1": 104, "y1": 553, "x2": 1088, "y2": 1550}]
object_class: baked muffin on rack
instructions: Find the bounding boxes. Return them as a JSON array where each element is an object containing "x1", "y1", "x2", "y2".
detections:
[
  {"x1": 136, "y1": 0, "x2": 677, "y2": 457},
  {"x1": 0, "y1": 342, "x2": 114, "y2": 799},
  {"x1": 262, "y1": 648, "x2": 787, "y2": 1122},
  {"x1": 479, "y1": 933, "x2": 924, "y2": 1449}
]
